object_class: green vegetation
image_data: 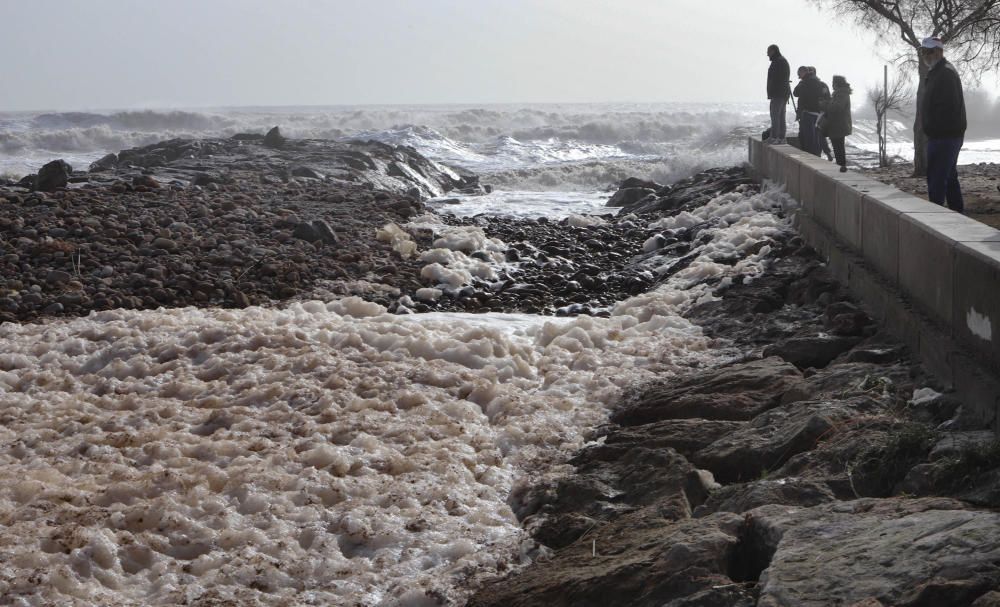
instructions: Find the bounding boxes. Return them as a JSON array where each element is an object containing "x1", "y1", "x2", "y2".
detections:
[
  {"x1": 849, "y1": 423, "x2": 938, "y2": 497},
  {"x1": 933, "y1": 440, "x2": 1000, "y2": 492}
]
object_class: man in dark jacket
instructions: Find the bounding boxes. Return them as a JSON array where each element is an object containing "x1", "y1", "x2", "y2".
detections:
[
  {"x1": 920, "y1": 36, "x2": 966, "y2": 213},
  {"x1": 793, "y1": 66, "x2": 830, "y2": 157},
  {"x1": 766, "y1": 44, "x2": 790, "y2": 143}
]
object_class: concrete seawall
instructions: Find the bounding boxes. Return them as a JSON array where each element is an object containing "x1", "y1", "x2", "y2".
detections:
[{"x1": 748, "y1": 138, "x2": 1000, "y2": 426}]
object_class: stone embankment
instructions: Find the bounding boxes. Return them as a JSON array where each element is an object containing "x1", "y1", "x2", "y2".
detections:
[{"x1": 467, "y1": 173, "x2": 1000, "y2": 607}]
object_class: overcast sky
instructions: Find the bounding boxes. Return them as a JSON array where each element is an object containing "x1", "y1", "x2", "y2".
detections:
[{"x1": 0, "y1": 0, "x2": 976, "y2": 111}]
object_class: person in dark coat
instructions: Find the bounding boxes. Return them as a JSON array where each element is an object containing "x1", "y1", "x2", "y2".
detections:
[
  {"x1": 793, "y1": 66, "x2": 830, "y2": 156},
  {"x1": 824, "y1": 75, "x2": 853, "y2": 172},
  {"x1": 920, "y1": 36, "x2": 967, "y2": 213},
  {"x1": 810, "y1": 67, "x2": 835, "y2": 161},
  {"x1": 766, "y1": 44, "x2": 791, "y2": 143}
]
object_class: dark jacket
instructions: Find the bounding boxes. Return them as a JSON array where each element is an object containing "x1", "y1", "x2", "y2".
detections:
[
  {"x1": 824, "y1": 85, "x2": 853, "y2": 138},
  {"x1": 921, "y1": 58, "x2": 966, "y2": 138},
  {"x1": 793, "y1": 75, "x2": 830, "y2": 113},
  {"x1": 767, "y1": 54, "x2": 790, "y2": 100}
]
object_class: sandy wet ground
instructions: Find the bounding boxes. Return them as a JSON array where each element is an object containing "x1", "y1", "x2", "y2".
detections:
[{"x1": 861, "y1": 162, "x2": 1000, "y2": 229}]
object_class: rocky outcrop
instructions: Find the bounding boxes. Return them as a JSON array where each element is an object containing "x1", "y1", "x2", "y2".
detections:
[
  {"x1": 86, "y1": 132, "x2": 480, "y2": 200},
  {"x1": 606, "y1": 166, "x2": 756, "y2": 214},
  {"x1": 34, "y1": 159, "x2": 72, "y2": 192},
  {"x1": 263, "y1": 125, "x2": 285, "y2": 148}
]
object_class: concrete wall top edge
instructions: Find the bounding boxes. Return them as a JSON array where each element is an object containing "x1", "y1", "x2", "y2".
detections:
[
  {"x1": 901, "y1": 211, "x2": 1000, "y2": 244},
  {"x1": 864, "y1": 192, "x2": 951, "y2": 215},
  {"x1": 957, "y1": 240, "x2": 1000, "y2": 263}
]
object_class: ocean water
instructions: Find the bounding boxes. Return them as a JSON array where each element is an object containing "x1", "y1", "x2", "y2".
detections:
[{"x1": 1, "y1": 104, "x2": 804, "y2": 605}]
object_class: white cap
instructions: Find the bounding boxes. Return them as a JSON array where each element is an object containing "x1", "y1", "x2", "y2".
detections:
[{"x1": 921, "y1": 36, "x2": 944, "y2": 49}]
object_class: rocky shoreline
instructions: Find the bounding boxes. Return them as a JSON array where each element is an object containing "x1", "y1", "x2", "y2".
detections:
[
  {"x1": 467, "y1": 183, "x2": 1000, "y2": 606},
  {"x1": 3, "y1": 134, "x2": 999, "y2": 606}
]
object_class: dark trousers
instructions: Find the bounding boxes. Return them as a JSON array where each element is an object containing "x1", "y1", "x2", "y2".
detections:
[
  {"x1": 799, "y1": 112, "x2": 820, "y2": 156},
  {"x1": 926, "y1": 137, "x2": 964, "y2": 213},
  {"x1": 769, "y1": 98, "x2": 787, "y2": 140},
  {"x1": 820, "y1": 136, "x2": 832, "y2": 159},
  {"x1": 830, "y1": 136, "x2": 846, "y2": 167}
]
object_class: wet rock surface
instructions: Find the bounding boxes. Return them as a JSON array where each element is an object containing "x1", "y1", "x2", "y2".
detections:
[{"x1": 468, "y1": 178, "x2": 1000, "y2": 606}]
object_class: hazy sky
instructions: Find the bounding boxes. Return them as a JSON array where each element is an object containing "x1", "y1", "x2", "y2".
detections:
[{"x1": 0, "y1": 0, "x2": 953, "y2": 111}]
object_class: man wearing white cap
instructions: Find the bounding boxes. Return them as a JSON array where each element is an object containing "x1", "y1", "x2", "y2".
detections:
[{"x1": 919, "y1": 36, "x2": 966, "y2": 213}]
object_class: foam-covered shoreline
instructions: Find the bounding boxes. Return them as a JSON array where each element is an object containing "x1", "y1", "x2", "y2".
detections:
[{"x1": 0, "y1": 134, "x2": 809, "y2": 604}]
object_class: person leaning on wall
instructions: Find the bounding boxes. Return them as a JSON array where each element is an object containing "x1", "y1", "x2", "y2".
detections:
[
  {"x1": 919, "y1": 36, "x2": 966, "y2": 213},
  {"x1": 822, "y1": 74, "x2": 853, "y2": 172}
]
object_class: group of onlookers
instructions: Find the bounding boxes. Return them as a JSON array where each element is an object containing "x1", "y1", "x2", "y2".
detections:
[
  {"x1": 765, "y1": 38, "x2": 966, "y2": 213},
  {"x1": 765, "y1": 44, "x2": 852, "y2": 173}
]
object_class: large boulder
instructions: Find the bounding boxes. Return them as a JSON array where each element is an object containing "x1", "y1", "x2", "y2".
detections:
[
  {"x1": 88, "y1": 153, "x2": 118, "y2": 172},
  {"x1": 691, "y1": 396, "x2": 881, "y2": 483},
  {"x1": 762, "y1": 334, "x2": 865, "y2": 370},
  {"x1": 527, "y1": 445, "x2": 713, "y2": 549},
  {"x1": 466, "y1": 510, "x2": 752, "y2": 607},
  {"x1": 612, "y1": 357, "x2": 807, "y2": 426},
  {"x1": 263, "y1": 126, "x2": 285, "y2": 148},
  {"x1": 35, "y1": 159, "x2": 72, "y2": 192},
  {"x1": 606, "y1": 187, "x2": 655, "y2": 208},
  {"x1": 749, "y1": 498, "x2": 1000, "y2": 606}
]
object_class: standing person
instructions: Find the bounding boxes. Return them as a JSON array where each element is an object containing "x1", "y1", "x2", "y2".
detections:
[
  {"x1": 766, "y1": 44, "x2": 791, "y2": 143},
  {"x1": 811, "y1": 67, "x2": 834, "y2": 161},
  {"x1": 824, "y1": 75, "x2": 853, "y2": 172},
  {"x1": 920, "y1": 36, "x2": 966, "y2": 213},
  {"x1": 793, "y1": 66, "x2": 831, "y2": 156}
]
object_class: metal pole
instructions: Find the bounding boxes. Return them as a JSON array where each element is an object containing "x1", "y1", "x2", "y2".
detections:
[{"x1": 884, "y1": 64, "x2": 888, "y2": 165}]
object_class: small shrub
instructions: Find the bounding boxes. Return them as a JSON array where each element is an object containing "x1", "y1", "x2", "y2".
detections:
[
  {"x1": 849, "y1": 423, "x2": 938, "y2": 497},
  {"x1": 933, "y1": 440, "x2": 1000, "y2": 492}
]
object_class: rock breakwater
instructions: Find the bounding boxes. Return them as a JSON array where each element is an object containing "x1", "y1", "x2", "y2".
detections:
[{"x1": 468, "y1": 181, "x2": 1000, "y2": 606}]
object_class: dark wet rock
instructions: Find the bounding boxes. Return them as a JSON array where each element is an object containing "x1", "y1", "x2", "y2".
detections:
[
  {"x1": 974, "y1": 592, "x2": 1000, "y2": 607},
  {"x1": 793, "y1": 360, "x2": 914, "y2": 408},
  {"x1": 35, "y1": 159, "x2": 73, "y2": 192},
  {"x1": 291, "y1": 166, "x2": 324, "y2": 180},
  {"x1": 769, "y1": 417, "x2": 912, "y2": 499},
  {"x1": 823, "y1": 300, "x2": 872, "y2": 336},
  {"x1": 608, "y1": 166, "x2": 756, "y2": 214},
  {"x1": 612, "y1": 357, "x2": 806, "y2": 426},
  {"x1": 620, "y1": 176, "x2": 661, "y2": 190},
  {"x1": 694, "y1": 478, "x2": 837, "y2": 516},
  {"x1": 750, "y1": 498, "x2": 1000, "y2": 607},
  {"x1": 132, "y1": 175, "x2": 161, "y2": 189},
  {"x1": 598, "y1": 418, "x2": 744, "y2": 458},
  {"x1": 524, "y1": 446, "x2": 713, "y2": 549},
  {"x1": 691, "y1": 396, "x2": 881, "y2": 483},
  {"x1": 605, "y1": 187, "x2": 655, "y2": 208},
  {"x1": 311, "y1": 220, "x2": 339, "y2": 246},
  {"x1": 466, "y1": 510, "x2": 748, "y2": 607},
  {"x1": 89, "y1": 153, "x2": 118, "y2": 172},
  {"x1": 763, "y1": 334, "x2": 865, "y2": 370},
  {"x1": 263, "y1": 126, "x2": 285, "y2": 148}
]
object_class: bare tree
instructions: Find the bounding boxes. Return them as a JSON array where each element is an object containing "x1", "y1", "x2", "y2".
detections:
[
  {"x1": 868, "y1": 72, "x2": 913, "y2": 166},
  {"x1": 811, "y1": 0, "x2": 1000, "y2": 176}
]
